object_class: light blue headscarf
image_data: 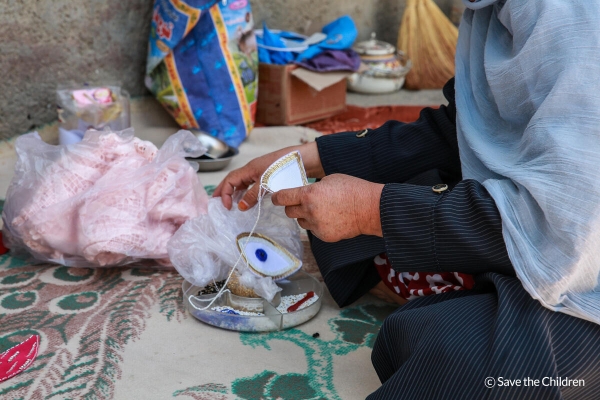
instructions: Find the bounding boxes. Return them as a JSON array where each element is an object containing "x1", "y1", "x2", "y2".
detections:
[{"x1": 457, "y1": 0, "x2": 600, "y2": 323}]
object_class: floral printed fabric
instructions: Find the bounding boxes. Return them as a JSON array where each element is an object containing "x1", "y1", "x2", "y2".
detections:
[{"x1": 374, "y1": 253, "x2": 474, "y2": 300}]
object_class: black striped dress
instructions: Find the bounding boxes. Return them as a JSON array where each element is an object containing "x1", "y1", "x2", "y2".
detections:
[{"x1": 309, "y1": 79, "x2": 600, "y2": 399}]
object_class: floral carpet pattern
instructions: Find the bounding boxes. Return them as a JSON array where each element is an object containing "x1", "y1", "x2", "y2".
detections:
[
  {"x1": 173, "y1": 304, "x2": 395, "y2": 400},
  {"x1": 0, "y1": 200, "x2": 396, "y2": 400},
  {"x1": 0, "y1": 256, "x2": 184, "y2": 399}
]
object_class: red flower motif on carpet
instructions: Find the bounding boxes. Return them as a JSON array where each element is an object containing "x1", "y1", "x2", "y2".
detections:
[{"x1": 0, "y1": 334, "x2": 39, "y2": 383}]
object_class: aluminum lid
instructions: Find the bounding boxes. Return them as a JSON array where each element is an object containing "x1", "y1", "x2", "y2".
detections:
[{"x1": 353, "y1": 32, "x2": 396, "y2": 56}]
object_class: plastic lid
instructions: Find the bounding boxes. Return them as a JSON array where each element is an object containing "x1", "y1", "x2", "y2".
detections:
[{"x1": 353, "y1": 32, "x2": 395, "y2": 56}]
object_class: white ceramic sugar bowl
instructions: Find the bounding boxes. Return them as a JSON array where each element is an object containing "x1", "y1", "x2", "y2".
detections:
[{"x1": 347, "y1": 33, "x2": 412, "y2": 94}]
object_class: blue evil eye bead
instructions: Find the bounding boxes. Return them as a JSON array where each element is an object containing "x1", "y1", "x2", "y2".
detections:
[
  {"x1": 236, "y1": 232, "x2": 302, "y2": 281},
  {"x1": 255, "y1": 248, "x2": 268, "y2": 262}
]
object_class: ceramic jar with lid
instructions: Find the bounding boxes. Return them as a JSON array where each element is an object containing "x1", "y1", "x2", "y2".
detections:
[{"x1": 347, "y1": 33, "x2": 412, "y2": 94}]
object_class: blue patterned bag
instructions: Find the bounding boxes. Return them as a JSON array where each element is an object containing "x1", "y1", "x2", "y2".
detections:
[{"x1": 145, "y1": 0, "x2": 258, "y2": 147}]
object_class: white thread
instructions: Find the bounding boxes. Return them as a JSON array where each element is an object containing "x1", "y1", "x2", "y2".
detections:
[{"x1": 187, "y1": 184, "x2": 268, "y2": 311}]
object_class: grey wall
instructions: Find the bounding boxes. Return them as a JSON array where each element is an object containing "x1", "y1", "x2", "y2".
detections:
[
  {"x1": 252, "y1": 0, "x2": 458, "y2": 45},
  {"x1": 0, "y1": 0, "x2": 461, "y2": 141},
  {"x1": 0, "y1": 0, "x2": 153, "y2": 141}
]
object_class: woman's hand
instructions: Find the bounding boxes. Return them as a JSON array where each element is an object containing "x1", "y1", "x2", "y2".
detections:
[
  {"x1": 213, "y1": 141, "x2": 324, "y2": 210},
  {"x1": 271, "y1": 174, "x2": 384, "y2": 242}
]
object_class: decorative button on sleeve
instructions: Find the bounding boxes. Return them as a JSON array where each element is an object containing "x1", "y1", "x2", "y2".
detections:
[
  {"x1": 432, "y1": 183, "x2": 448, "y2": 194},
  {"x1": 356, "y1": 129, "x2": 369, "y2": 138}
]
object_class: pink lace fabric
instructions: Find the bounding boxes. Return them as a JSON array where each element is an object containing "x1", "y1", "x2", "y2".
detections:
[{"x1": 2, "y1": 129, "x2": 208, "y2": 267}]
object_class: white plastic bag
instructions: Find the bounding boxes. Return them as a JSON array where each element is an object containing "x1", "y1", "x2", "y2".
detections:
[
  {"x1": 168, "y1": 194, "x2": 303, "y2": 301},
  {"x1": 2, "y1": 128, "x2": 208, "y2": 267}
]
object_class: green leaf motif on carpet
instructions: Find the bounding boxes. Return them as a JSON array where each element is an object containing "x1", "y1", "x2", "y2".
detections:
[
  {"x1": 232, "y1": 370, "x2": 276, "y2": 399},
  {"x1": 55, "y1": 292, "x2": 99, "y2": 311},
  {"x1": 265, "y1": 373, "x2": 318, "y2": 400},
  {"x1": 174, "y1": 303, "x2": 397, "y2": 399},
  {"x1": 233, "y1": 371, "x2": 317, "y2": 400},
  {"x1": 330, "y1": 304, "x2": 398, "y2": 348},
  {"x1": 52, "y1": 266, "x2": 95, "y2": 282},
  {"x1": 1, "y1": 271, "x2": 36, "y2": 285},
  {"x1": 0, "y1": 291, "x2": 37, "y2": 310},
  {"x1": 0, "y1": 253, "x2": 30, "y2": 270}
]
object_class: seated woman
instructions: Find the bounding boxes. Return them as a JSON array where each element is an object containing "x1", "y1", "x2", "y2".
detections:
[{"x1": 214, "y1": 0, "x2": 600, "y2": 398}]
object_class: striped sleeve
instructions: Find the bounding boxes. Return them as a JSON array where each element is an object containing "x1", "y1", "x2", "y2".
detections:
[
  {"x1": 315, "y1": 107, "x2": 461, "y2": 184},
  {"x1": 380, "y1": 179, "x2": 515, "y2": 276},
  {"x1": 315, "y1": 80, "x2": 461, "y2": 184}
]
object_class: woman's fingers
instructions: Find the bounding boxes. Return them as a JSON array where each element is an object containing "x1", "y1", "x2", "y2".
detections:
[
  {"x1": 284, "y1": 205, "x2": 304, "y2": 219},
  {"x1": 214, "y1": 178, "x2": 243, "y2": 210},
  {"x1": 214, "y1": 181, "x2": 235, "y2": 210},
  {"x1": 272, "y1": 187, "x2": 304, "y2": 207},
  {"x1": 239, "y1": 184, "x2": 261, "y2": 211},
  {"x1": 213, "y1": 169, "x2": 255, "y2": 210},
  {"x1": 212, "y1": 180, "x2": 225, "y2": 198}
]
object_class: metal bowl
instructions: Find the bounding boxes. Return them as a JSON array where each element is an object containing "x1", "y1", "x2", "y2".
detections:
[
  {"x1": 188, "y1": 147, "x2": 239, "y2": 172},
  {"x1": 187, "y1": 130, "x2": 239, "y2": 172},
  {"x1": 190, "y1": 130, "x2": 230, "y2": 159}
]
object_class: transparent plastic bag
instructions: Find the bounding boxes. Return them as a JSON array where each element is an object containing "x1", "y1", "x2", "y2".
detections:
[
  {"x1": 57, "y1": 85, "x2": 131, "y2": 145},
  {"x1": 1, "y1": 128, "x2": 208, "y2": 267},
  {"x1": 168, "y1": 194, "x2": 303, "y2": 301}
]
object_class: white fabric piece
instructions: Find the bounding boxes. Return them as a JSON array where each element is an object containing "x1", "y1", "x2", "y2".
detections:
[
  {"x1": 261, "y1": 151, "x2": 308, "y2": 192},
  {"x1": 456, "y1": 0, "x2": 600, "y2": 323},
  {"x1": 237, "y1": 233, "x2": 302, "y2": 280}
]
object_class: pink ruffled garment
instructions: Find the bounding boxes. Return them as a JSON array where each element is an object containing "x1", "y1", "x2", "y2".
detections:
[{"x1": 3, "y1": 129, "x2": 208, "y2": 267}]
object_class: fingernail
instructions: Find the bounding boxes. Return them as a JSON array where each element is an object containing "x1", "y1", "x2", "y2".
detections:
[{"x1": 238, "y1": 201, "x2": 249, "y2": 211}]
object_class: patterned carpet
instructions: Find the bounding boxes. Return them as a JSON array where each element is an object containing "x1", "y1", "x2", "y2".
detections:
[
  {"x1": 0, "y1": 199, "x2": 397, "y2": 400},
  {"x1": 303, "y1": 105, "x2": 428, "y2": 135}
]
